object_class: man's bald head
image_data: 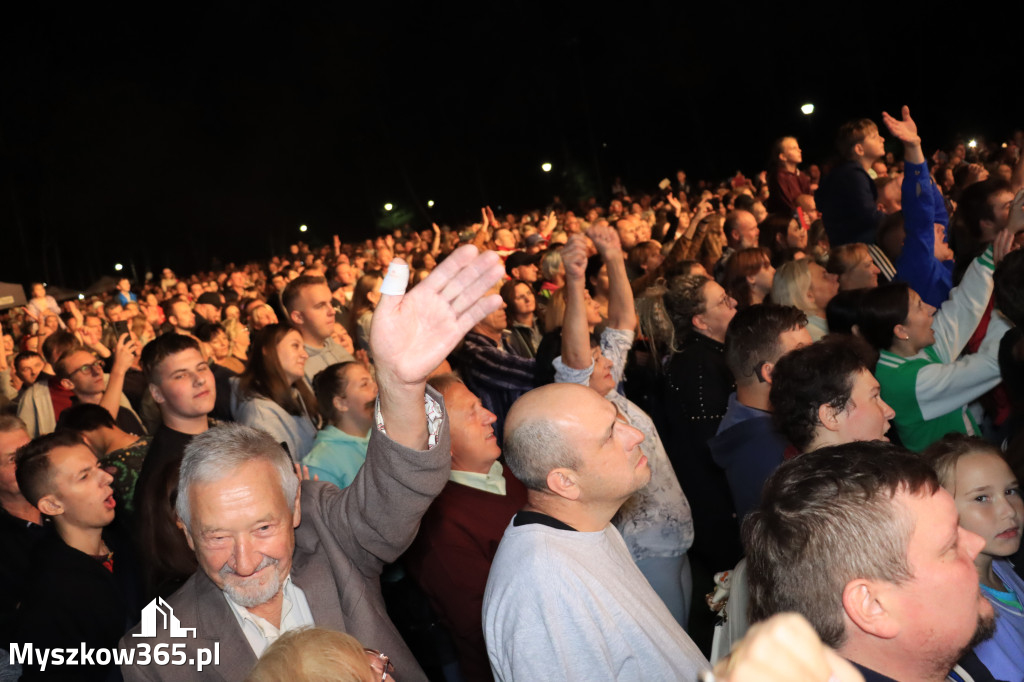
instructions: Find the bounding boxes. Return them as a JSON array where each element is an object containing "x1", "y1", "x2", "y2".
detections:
[{"x1": 503, "y1": 384, "x2": 587, "y2": 491}]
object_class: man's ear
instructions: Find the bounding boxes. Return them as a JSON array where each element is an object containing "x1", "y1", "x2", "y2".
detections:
[
  {"x1": 853, "y1": 142, "x2": 866, "y2": 159},
  {"x1": 149, "y1": 382, "x2": 165, "y2": 405},
  {"x1": 841, "y1": 579, "x2": 899, "y2": 639},
  {"x1": 168, "y1": 315, "x2": 179, "y2": 329},
  {"x1": 817, "y1": 402, "x2": 841, "y2": 433},
  {"x1": 761, "y1": 360, "x2": 776, "y2": 385},
  {"x1": 178, "y1": 517, "x2": 196, "y2": 551},
  {"x1": 546, "y1": 468, "x2": 581, "y2": 501},
  {"x1": 292, "y1": 490, "x2": 302, "y2": 529},
  {"x1": 60, "y1": 377, "x2": 75, "y2": 391},
  {"x1": 37, "y1": 494, "x2": 63, "y2": 517},
  {"x1": 288, "y1": 309, "x2": 304, "y2": 327}
]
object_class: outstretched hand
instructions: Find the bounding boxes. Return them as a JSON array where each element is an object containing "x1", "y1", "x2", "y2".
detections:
[
  {"x1": 370, "y1": 245, "x2": 503, "y2": 387},
  {"x1": 881, "y1": 105, "x2": 920, "y2": 146}
]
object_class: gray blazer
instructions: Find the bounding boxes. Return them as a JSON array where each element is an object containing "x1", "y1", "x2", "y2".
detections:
[{"x1": 120, "y1": 398, "x2": 450, "y2": 681}]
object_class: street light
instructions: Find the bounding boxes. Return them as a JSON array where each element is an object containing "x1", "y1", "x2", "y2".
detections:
[
  {"x1": 427, "y1": 200, "x2": 435, "y2": 208},
  {"x1": 299, "y1": 224, "x2": 308, "y2": 232},
  {"x1": 114, "y1": 263, "x2": 123, "y2": 272},
  {"x1": 384, "y1": 203, "x2": 393, "y2": 211},
  {"x1": 541, "y1": 162, "x2": 552, "y2": 173},
  {"x1": 800, "y1": 103, "x2": 815, "y2": 115}
]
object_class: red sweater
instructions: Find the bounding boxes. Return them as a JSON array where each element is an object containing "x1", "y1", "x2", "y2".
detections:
[{"x1": 402, "y1": 466, "x2": 527, "y2": 682}]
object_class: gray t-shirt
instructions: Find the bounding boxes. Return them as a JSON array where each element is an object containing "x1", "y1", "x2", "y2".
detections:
[{"x1": 483, "y1": 520, "x2": 709, "y2": 681}]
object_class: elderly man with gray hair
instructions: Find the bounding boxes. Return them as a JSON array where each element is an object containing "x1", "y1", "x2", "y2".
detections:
[{"x1": 120, "y1": 246, "x2": 505, "y2": 682}]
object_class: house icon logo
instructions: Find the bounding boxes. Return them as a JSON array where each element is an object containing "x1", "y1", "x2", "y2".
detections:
[{"x1": 132, "y1": 597, "x2": 197, "y2": 638}]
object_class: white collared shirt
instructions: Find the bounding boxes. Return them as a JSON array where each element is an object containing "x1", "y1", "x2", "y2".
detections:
[
  {"x1": 223, "y1": 575, "x2": 315, "y2": 657},
  {"x1": 449, "y1": 460, "x2": 507, "y2": 495}
]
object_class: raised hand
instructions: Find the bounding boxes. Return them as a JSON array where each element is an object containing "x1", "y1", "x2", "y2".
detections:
[
  {"x1": 881, "y1": 105, "x2": 920, "y2": 145},
  {"x1": 587, "y1": 221, "x2": 622, "y2": 258},
  {"x1": 371, "y1": 245, "x2": 503, "y2": 387},
  {"x1": 562, "y1": 236, "x2": 588, "y2": 281}
]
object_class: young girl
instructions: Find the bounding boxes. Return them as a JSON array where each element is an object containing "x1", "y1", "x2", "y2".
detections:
[{"x1": 923, "y1": 434, "x2": 1024, "y2": 681}]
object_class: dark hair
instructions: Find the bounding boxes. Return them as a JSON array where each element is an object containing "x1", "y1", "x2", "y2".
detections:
[
  {"x1": 57, "y1": 403, "x2": 116, "y2": 432},
  {"x1": 724, "y1": 304, "x2": 808, "y2": 387},
  {"x1": 41, "y1": 330, "x2": 80, "y2": 366},
  {"x1": 825, "y1": 288, "x2": 869, "y2": 336},
  {"x1": 857, "y1": 283, "x2": 911, "y2": 351},
  {"x1": 770, "y1": 336, "x2": 875, "y2": 451},
  {"x1": 54, "y1": 348, "x2": 96, "y2": 381},
  {"x1": 239, "y1": 323, "x2": 318, "y2": 419},
  {"x1": 995, "y1": 249, "x2": 1024, "y2": 327},
  {"x1": 664, "y1": 274, "x2": 711, "y2": 338},
  {"x1": 281, "y1": 275, "x2": 328, "y2": 316},
  {"x1": 160, "y1": 295, "x2": 189, "y2": 322},
  {"x1": 958, "y1": 178, "x2": 1011, "y2": 237},
  {"x1": 312, "y1": 361, "x2": 357, "y2": 423},
  {"x1": 141, "y1": 333, "x2": 202, "y2": 384},
  {"x1": 195, "y1": 322, "x2": 227, "y2": 344},
  {"x1": 15, "y1": 430, "x2": 87, "y2": 507},
  {"x1": 744, "y1": 441, "x2": 939, "y2": 647},
  {"x1": 13, "y1": 350, "x2": 43, "y2": 369}
]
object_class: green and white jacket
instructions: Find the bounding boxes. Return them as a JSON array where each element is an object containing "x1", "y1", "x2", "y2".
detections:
[{"x1": 875, "y1": 245, "x2": 1009, "y2": 452}]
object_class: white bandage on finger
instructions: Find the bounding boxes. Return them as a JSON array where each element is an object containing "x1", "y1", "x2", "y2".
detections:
[{"x1": 380, "y1": 260, "x2": 410, "y2": 296}]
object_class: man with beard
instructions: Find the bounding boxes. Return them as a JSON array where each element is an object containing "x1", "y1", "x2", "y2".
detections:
[
  {"x1": 745, "y1": 441, "x2": 998, "y2": 681},
  {"x1": 120, "y1": 246, "x2": 505, "y2": 682}
]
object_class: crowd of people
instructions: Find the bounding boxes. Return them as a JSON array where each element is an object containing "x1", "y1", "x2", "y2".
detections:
[{"x1": 2, "y1": 104, "x2": 1024, "y2": 682}]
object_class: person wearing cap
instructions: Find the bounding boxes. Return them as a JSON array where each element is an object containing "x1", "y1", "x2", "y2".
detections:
[
  {"x1": 193, "y1": 291, "x2": 224, "y2": 326},
  {"x1": 505, "y1": 251, "x2": 541, "y2": 285}
]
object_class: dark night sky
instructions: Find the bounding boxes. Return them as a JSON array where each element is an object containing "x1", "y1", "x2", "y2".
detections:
[{"x1": 1, "y1": 1, "x2": 1020, "y2": 290}]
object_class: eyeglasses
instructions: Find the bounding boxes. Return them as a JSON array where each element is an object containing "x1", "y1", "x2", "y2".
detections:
[
  {"x1": 364, "y1": 649, "x2": 394, "y2": 681},
  {"x1": 70, "y1": 360, "x2": 104, "y2": 377}
]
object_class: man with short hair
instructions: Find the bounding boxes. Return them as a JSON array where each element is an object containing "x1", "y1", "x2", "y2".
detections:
[
  {"x1": 162, "y1": 295, "x2": 197, "y2": 335},
  {"x1": 709, "y1": 304, "x2": 812, "y2": 521},
  {"x1": 121, "y1": 246, "x2": 504, "y2": 682},
  {"x1": 714, "y1": 209, "x2": 761, "y2": 283},
  {"x1": 745, "y1": 441, "x2": 996, "y2": 681},
  {"x1": 55, "y1": 338, "x2": 145, "y2": 436},
  {"x1": 282, "y1": 274, "x2": 355, "y2": 384},
  {"x1": 13, "y1": 351, "x2": 45, "y2": 391},
  {"x1": 483, "y1": 382, "x2": 709, "y2": 681},
  {"x1": 403, "y1": 374, "x2": 528, "y2": 681},
  {"x1": 769, "y1": 336, "x2": 895, "y2": 453},
  {"x1": 15, "y1": 431, "x2": 141, "y2": 681},
  {"x1": 817, "y1": 118, "x2": 888, "y2": 246},
  {"x1": 132, "y1": 333, "x2": 216, "y2": 598},
  {"x1": 58, "y1": 402, "x2": 151, "y2": 516}
]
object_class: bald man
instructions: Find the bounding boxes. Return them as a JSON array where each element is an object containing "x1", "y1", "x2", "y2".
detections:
[{"x1": 482, "y1": 383, "x2": 708, "y2": 681}]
